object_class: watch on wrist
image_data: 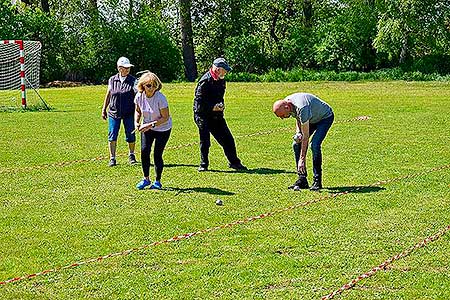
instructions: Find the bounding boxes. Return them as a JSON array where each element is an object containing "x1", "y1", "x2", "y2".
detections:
[{"x1": 151, "y1": 123, "x2": 156, "y2": 128}]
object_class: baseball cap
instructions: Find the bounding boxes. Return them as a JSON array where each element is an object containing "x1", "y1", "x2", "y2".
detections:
[
  {"x1": 213, "y1": 58, "x2": 232, "y2": 71},
  {"x1": 117, "y1": 57, "x2": 134, "y2": 68}
]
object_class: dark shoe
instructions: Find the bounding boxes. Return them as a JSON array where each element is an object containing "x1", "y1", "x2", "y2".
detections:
[
  {"x1": 310, "y1": 181, "x2": 322, "y2": 191},
  {"x1": 108, "y1": 158, "x2": 117, "y2": 167},
  {"x1": 229, "y1": 163, "x2": 248, "y2": 171},
  {"x1": 288, "y1": 176, "x2": 309, "y2": 189},
  {"x1": 129, "y1": 154, "x2": 138, "y2": 164},
  {"x1": 198, "y1": 165, "x2": 208, "y2": 172},
  {"x1": 310, "y1": 179, "x2": 322, "y2": 191}
]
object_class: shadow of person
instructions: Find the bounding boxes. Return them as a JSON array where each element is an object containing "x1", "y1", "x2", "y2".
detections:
[
  {"x1": 324, "y1": 186, "x2": 385, "y2": 194},
  {"x1": 165, "y1": 186, "x2": 235, "y2": 196},
  {"x1": 247, "y1": 167, "x2": 297, "y2": 175},
  {"x1": 164, "y1": 163, "x2": 198, "y2": 168},
  {"x1": 208, "y1": 167, "x2": 296, "y2": 175}
]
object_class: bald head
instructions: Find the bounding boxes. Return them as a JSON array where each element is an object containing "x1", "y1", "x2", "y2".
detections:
[{"x1": 273, "y1": 99, "x2": 292, "y2": 119}]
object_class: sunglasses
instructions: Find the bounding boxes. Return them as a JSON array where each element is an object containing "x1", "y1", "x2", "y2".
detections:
[{"x1": 145, "y1": 84, "x2": 154, "y2": 89}]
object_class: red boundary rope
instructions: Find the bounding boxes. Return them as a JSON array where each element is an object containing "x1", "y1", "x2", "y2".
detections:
[
  {"x1": 0, "y1": 161, "x2": 448, "y2": 287},
  {"x1": 0, "y1": 116, "x2": 371, "y2": 174},
  {"x1": 322, "y1": 224, "x2": 450, "y2": 299}
]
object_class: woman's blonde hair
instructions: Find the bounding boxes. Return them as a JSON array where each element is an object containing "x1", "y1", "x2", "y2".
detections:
[{"x1": 137, "y1": 72, "x2": 163, "y2": 93}]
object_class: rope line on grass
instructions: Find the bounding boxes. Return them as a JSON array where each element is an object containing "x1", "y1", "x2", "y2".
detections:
[
  {"x1": 321, "y1": 223, "x2": 450, "y2": 300},
  {"x1": 0, "y1": 161, "x2": 448, "y2": 287},
  {"x1": 0, "y1": 116, "x2": 371, "y2": 174}
]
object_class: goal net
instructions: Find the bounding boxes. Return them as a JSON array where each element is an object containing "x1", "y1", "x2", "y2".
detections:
[{"x1": 0, "y1": 40, "x2": 44, "y2": 110}]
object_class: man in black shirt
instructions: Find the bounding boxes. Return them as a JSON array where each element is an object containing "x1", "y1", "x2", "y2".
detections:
[{"x1": 193, "y1": 58, "x2": 247, "y2": 172}]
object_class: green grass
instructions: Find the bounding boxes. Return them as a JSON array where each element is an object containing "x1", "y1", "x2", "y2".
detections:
[{"x1": 0, "y1": 81, "x2": 449, "y2": 299}]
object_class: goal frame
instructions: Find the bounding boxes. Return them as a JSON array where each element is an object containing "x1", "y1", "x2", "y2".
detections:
[{"x1": 1, "y1": 40, "x2": 39, "y2": 108}]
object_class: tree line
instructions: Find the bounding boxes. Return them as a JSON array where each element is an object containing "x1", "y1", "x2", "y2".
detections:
[{"x1": 1, "y1": 0, "x2": 449, "y2": 83}]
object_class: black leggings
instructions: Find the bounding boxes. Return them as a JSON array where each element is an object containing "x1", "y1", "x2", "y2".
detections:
[{"x1": 141, "y1": 129, "x2": 171, "y2": 181}]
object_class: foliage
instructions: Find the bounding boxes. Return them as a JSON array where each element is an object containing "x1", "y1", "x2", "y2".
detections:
[
  {"x1": 1, "y1": 0, "x2": 182, "y2": 83},
  {"x1": 0, "y1": 1, "x2": 65, "y2": 83},
  {"x1": 223, "y1": 34, "x2": 268, "y2": 73},
  {"x1": 62, "y1": 11, "x2": 182, "y2": 83},
  {"x1": 313, "y1": 1, "x2": 378, "y2": 71},
  {"x1": 374, "y1": 0, "x2": 450, "y2": 66}
]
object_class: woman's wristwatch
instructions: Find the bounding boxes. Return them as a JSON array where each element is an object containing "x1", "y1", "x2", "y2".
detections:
[{"x1": 151, "y1": 122, "x2": 156, "y2": 128}]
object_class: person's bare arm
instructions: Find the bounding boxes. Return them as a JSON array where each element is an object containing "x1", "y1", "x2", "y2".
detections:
[
  {"x1": 134, "y1": 104, "x2": 142, "y2": 132},
  {"x1": 101, "y1": 90, "x2": 111, "y2": 120},
  {"x1": 297, "y1": 120, "x2": 310, "y2": 174}
]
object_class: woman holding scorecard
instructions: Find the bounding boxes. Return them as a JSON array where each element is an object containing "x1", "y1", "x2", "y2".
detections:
[{"x1": 134, "y1": 72, "x2": 172, "y2": 190}]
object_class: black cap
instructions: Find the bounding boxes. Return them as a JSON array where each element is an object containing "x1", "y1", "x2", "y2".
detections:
[{"x1": 213, "y1": 58, "x2": 232, "y2": 71}]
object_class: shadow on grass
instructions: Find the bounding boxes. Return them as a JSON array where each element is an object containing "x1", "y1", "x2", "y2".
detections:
[
  {"x1": 165, "y1": 163, "x2": 198, "y2": 168},
  {"x1": 324, "y1": 186, "x2": 385, "y2": 194},
  {"x1": 165, "y1": 186, "x2": 235, "y2": 196},
  {"x1": 208, "y1": 167, "x2": 296, "y2": 175}
]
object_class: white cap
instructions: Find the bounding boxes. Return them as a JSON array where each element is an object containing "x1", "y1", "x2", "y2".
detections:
[{"x1": 117, "y1": 57, "x2": 134, "y2": 68}]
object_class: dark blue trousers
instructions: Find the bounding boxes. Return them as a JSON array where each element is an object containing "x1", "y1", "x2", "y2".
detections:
[{"x1": 293, "y1": 114, "x2": 334, "y2": 179}]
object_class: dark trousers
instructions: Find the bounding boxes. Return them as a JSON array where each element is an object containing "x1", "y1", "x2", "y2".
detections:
[
  {"x1": 194, "y1": 115, "x2": 240, "y2": 167},
  {"x1": 141, "y1": 129, "x2": 171, "y2": 181},
  {"x1": 293, "y1": 114, "x2": 334, "y2": 179}
]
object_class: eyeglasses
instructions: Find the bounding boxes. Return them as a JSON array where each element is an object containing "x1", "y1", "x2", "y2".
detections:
[{"x1": 145, "y1": 84, "x2": 154, "y2": 89}]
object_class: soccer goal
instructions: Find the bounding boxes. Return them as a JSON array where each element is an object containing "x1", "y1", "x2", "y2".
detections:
[{"x1": 0, "y1": 40, "x2": 49, "y2": 110}]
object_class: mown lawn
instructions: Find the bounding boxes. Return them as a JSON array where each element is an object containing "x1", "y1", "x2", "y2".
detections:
[{"x1": 0, "y1": 81, "x2": 449, "y2": 299}]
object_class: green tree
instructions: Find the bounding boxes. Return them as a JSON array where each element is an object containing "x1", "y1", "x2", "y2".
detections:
[
  {"x1": 374, "y1": 0, "x2": 450, "y2": 65},
  {"x1": 313, "y1": 0, "x2": 378, "y2": 71}
]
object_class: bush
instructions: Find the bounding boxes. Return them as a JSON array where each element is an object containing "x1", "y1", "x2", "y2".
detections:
[
  {"x1": 62, "y1": 11, "x2": 182, "y2": 83},
  {"x1": 224, "y1": 34, "x2": 268, "y2": 73},
  {"x1": 412, "y1": 54, "x2": 450, "y2": 75},
  {"x1": 226, "y1": 68, "x2": 450, "y2": 82}
]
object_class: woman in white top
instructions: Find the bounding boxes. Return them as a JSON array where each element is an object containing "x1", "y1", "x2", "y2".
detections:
[{"x1": 134, "y1": 72, "x2": 172, "y2": 190}]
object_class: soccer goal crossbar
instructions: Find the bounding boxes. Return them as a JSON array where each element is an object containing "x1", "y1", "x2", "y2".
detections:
[{"x1": 0, "y1": 40, "x2": 48, "y2": 110}]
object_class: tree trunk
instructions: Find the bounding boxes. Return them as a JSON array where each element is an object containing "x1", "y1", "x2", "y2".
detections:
[
  {"x1": 88, "y1": 0, "x2": 98, "y2": 15},
  {"x1": 128, "y1": 0, "x2": 133, "y2": 18},
  {"x1": 399, "y1": 34, "x2": 408, "y2": 64},
  {"x1": 41, "y1": 0, "x2": 50, "y2": 12},
  {"x1": 269, "y1": 9, "x2": 280, "y2": 44},
  {"x1": 179, "y1": 0, "x2": 198, "y2": 82},
  {"x1": 303, "y1": 0, "x2": 313, "y2": 28}
]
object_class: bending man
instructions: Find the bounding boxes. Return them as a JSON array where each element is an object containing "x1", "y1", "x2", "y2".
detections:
[{"x1": 273, "y1": 93, "x2": 334, "y2": 191}]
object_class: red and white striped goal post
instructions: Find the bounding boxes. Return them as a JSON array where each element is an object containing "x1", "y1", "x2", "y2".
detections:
[{"x1": 1, "y1": 40, "x2": 41, "y2": 108}]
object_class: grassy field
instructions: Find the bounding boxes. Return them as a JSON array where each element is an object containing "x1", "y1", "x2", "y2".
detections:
[{"x1": 0, "y1": 81, "x2": 449, "y2": 299}]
